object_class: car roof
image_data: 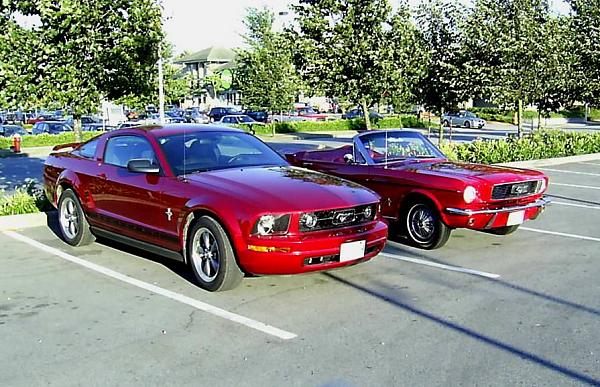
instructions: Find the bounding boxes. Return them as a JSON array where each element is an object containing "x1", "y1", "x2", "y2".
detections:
[{"x1": 110, "y1": 123, "x2": 244, "y2": 138}]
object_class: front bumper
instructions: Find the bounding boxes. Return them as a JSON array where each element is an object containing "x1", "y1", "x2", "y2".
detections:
[
  {"x1": 237, "y1": 220, "x2": 388, "y2": 275},
  {"x1": 444, "y1": 197, "x2": 550, "y2": 230}
]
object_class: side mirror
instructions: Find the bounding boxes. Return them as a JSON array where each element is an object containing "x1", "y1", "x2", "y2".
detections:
[
  {"x1": 127, "y1": 158, "x2": 160, "y2": 174},
  {"x1": 343, "y1": 153, "x2": 354, "y2": 164}
]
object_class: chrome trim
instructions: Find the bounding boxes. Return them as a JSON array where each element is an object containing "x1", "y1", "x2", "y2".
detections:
[{"x1": 445, "y1": 197, "x2": 551, "y2": 216}]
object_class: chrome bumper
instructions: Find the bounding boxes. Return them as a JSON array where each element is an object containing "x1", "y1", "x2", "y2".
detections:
[{"x1": 445, "y1": 197, "x2": 551, "y2": 216}]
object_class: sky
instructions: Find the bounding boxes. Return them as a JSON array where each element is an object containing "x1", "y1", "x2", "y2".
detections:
[{"x1": 163, "y1": 0, "x2": 571, "y2": 54}]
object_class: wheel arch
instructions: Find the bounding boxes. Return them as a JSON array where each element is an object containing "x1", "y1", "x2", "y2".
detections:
[{"x1": 399, "y1": 190, "x2": 449, "y2": 225}]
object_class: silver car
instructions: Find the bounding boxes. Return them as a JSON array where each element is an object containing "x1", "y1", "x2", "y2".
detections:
[{"x1": 442, "y1": 110, "x2": 486, "y2": 128}]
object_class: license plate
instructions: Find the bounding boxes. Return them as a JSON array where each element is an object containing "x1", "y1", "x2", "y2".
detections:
[
  {"x1": 507, "y1": 210, "x2": 525, "y2": 226},
  {"x1": 339, "y1": 240, "x2": 366, "y2": 262}
]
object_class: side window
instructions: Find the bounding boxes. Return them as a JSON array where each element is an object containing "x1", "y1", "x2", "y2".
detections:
[
  {"x1": 104, "y1": 136, "x2": 156, "y2": 168},
  {"x1": 76, "y1": 139, "x2": 99, "y2": 159}
]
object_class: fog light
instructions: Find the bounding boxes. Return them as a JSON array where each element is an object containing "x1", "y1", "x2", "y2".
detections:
[{"x1": 300, "y1": 213, "x2": 318, "y2": 229}]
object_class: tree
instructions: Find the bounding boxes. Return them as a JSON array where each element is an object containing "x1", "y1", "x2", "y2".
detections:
[
  {"x1": 234, "y1": 8, "x2": 300, "y2": 117},
  {"x1": 568, "y1": 0, "x2": 600, "y2": 108},
  {"x1": 290, "y1": 0, "x2": 426, "y2": 130},
  {"x1": 415, "y1": 0, "x2": 469, "y2": 113},
  {"x1": 0, "y1": 0, "x2": 163, "y2": 138},
  {"x1": 462, "y1": 0, "x2": 555, "y2": 136}
]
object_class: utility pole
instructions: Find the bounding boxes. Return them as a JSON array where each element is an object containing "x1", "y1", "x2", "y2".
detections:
[{"x1": 158, "y1": 48, "x2": 165, "y2": 124}]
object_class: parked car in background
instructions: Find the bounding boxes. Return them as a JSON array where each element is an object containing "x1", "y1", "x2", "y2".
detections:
[
  {"x1": 287, "y1": 129, "x2": 549, "y2": 250},
  {"x1": 26, "y1": 114, "x2": 56, "y2": 125},
  {"x1": 270, "y1": 112, "x2": 310, "y2": 123},
  {"x1": 442, "y1": 110, "x2": 486, "y2": 128},
  {"x1": 215, "y1": 115, "x2": 265, "y2": 133},
  {"x1": 342, "y1": 108, "x2": 385, "y2": 120},
  {"x1": 116, "y1": 122, "x2": 142, "y2": 130},
  {"x1": 31, "y1": 121, "x2": 73, "y2": 135},
  {"x1": 82, "y1": 123, "x2": 115, "y2": 131},
  {"x1": 165, "y1": 111, "x2": 186, "y2": 123},
  {"x1": 184, "y1": 108, "x2": 209, "y2": 124},
  {"x1": 208, "y1": 107, "x2": 242, "y2": 122},
  {"x1": 43, "y1": 124, "x2": 387, "y2": 291},
  {"x1": 243, "y1": 110, "x2": 269, "y2": 123},
  {"x1": 0, "y1": 124, "x2": 29, "y2": 137},
  {"x1": 295, "y1": 106, "x2": 330, "y2": 121}
]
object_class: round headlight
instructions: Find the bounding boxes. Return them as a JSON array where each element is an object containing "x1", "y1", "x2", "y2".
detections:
[
  {"x1": 257, "y1": 215, "x2": 275, "y2": 235},
  {"x1": 463, "y1": 186, "x2": 478, "y2": 204},
  {"x1": 301, "y1": 213, "x2": 318, "y2": 229}
]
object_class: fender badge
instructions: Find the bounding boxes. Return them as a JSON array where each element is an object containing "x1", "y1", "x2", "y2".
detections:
[{"x1": 165, "y1": 208, "x2": 173, "y2": 221}]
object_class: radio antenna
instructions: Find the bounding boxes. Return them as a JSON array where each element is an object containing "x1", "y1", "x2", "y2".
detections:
[{"x1": 384, "y1": 130, "x2": 388, "y2": 168}]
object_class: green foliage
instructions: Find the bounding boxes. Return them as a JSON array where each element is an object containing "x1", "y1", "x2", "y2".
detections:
[
  {"x1": 258, "y1": 116, "x2": 426, "y2": 134},
  {"x1": 235, "y1": 8, "x2": 300, "y2": 113},
  {"x1": 0, "y1": 0, "x2": 163, "y2": 115},
  {"x1": 0, "y1": 180, "x2": 50, "y2": 216},
  {"x1": 0, "y1": 132, "x2": 103, "y2": 149},
  {"x1": 443, "y1": 130, "x2": 600, "y2": 164},
  {"x1": 415, "y1": 0, "x2": 469, "y2": 113},
  {"x1": 290, "y1": 0, "x2": 426, "y2": 129}
]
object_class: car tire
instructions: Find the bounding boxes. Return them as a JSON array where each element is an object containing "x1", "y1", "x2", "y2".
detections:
[
  {"x1": 486, "y1": 225, "x2": 520, "y2": 235},
  {"x1": 57, "y1": 189, "x2": 95, "y2": 247},
  {"x1": 187, "y1": 216, "x2": 243, "y2": 292},
  {"x1": 442, "y1": 120, "x2": 450, "y2": 127},
  {"x1": 464, "y1": 121, "x2": 471, "y2": 128},
  {"x1": 402, "y1": 200, "x2": 451, "y2": 250}
]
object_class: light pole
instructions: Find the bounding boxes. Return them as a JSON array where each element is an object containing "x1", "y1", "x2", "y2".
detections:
[{"x1": 158, "y1": 45, "x2": 165, "y2": 124}]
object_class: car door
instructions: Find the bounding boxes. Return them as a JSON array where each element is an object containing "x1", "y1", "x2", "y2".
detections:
[{"x1": 91, "y1": 134, "x2": 180, "y2": 250}]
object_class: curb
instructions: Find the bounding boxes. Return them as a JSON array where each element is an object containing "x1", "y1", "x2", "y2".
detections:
[
  {"x1": 0, "y1": 211, "x2": 53, "y2": 231},
  {"x1": 498, "y1": 153, "x2": 600, "y2": 168}
]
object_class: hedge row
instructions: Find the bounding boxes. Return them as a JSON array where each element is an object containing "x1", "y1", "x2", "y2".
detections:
[
  {"x1": 440, "y1": 130, "x2": 600, "y2": 164},
  {"x1": 0, "y1": 131, "x2": 103, "y2": 149},
  {"x1": 254, "y1": 115, "x2": 426, "y2": 135},
  {"x1": 469, "y1": 106, "x2": 600, "y2": 124}
]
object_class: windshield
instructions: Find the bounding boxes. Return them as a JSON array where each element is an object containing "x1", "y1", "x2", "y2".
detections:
[
  {"x1": 238, "y1": 116, "x2": 255, "y2": 123},
  {"x1": 158, "y1": 131, "x2": 288, "y2": 175},
  {"x1": 465, "y1": 112, "x2": 476, "y2": 118},
  {"x1": 359, "y1": 131, "x2": 445, "y2": 163}
]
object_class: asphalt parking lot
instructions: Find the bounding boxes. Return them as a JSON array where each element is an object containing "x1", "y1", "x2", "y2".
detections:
[{"x1": 1, "y1": 159, "x2": 599, "y2": 386}]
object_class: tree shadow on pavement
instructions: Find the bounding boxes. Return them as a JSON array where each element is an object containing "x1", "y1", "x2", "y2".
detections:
[
  {"x1": 0, "y1": 155, "x2": 46, "y2": 192},
  {"x1": 324, "y1": 271, "x2": 600, "y2": 386}
]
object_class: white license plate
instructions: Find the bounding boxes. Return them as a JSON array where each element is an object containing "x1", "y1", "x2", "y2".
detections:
[
  {"x1": 507, "y1": 210, "x2": 525, "y2": 226},
  {"x1": 340, "y1": 240, "x2": 366, "y2": 262}
]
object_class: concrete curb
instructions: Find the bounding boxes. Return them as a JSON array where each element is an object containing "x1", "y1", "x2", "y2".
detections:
[
  {"x1": 498, "y1": 153, "x2": 600, "y2": 168},
  {"x1": 0, "y1": 211, "x2": 53, "y2": 231}
]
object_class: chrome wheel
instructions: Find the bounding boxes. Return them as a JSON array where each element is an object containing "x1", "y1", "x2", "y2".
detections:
[
  {"x1": 60, "y1": 197, "x2": 79, "y2": 240},
  {"x1": 191, "y1": 227, "x2": 220, "y2": 283},
  {"x1": 407, "y1": 204, "x2": 435, "y2": 243}
]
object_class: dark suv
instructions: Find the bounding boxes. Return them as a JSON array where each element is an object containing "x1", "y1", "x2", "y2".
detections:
[{"x1": 208, "y1": 107, "x2": 241, "y2": 122}]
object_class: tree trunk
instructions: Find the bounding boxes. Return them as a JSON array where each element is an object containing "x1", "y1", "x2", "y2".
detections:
[
  {"x1": 439, "y1": 107, "x2": 445, "y2": 145},
  {"x1": 537, "y1": 110, "x2": 541, "y2": 131},
  {"x1": 517, "y1": 99, "x2": 523, "y2": 137},
  {"x1": 360, "y1": 99, "x2": 371, "y2": 130},
  {"x1": 74, "y1": 116, "x2": 82, "y2": 142}
]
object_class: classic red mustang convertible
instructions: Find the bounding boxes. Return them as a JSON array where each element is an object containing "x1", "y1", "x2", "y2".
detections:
[
  {"x1": 44, "y1": 125, "x2": 387, "y2": 291},
  {"x1": 287, "y1": 130, "x2": 550, "y2": 250}
]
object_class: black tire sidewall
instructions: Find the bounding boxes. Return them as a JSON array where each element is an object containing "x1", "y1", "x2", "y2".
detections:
[
  {"x1": 58, "y1": 189, "x2": 86, "y2": 246},
  {"x1": 187, "y1": 216, "x2": 240, "y2": 292},
  {"x1": 404, "y1": 202, "x2": 449, "y2": 249}
]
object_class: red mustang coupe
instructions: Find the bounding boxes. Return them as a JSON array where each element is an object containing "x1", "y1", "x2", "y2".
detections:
[
  {"x1": 43, "y1": 125, "x2": 387, "y2": 291},
  {"x1": 287, "y1": 130, "x2": 550, "y2": 250}
]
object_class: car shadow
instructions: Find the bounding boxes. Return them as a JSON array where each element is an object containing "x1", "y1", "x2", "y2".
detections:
[
  {"x1": 0, "y1": 154, "x2": 46, "y2": 192},
  {"x1": 323, "y1": 271, "x2": 600, "y2": 386},
  {"x1": 547, "y1": 193, "x2": 600, "y2": 207}
]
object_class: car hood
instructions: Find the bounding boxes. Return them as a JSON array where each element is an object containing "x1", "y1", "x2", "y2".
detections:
[
  {"x1": 391, "y1": 160, "x2": 545, "y2": 185},
  {"x1": 185, "y1": 166, "x2": 379, "y2": 212}
]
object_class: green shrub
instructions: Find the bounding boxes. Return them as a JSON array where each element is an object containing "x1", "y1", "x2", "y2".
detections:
[
  {"x1": 0, "y1": 180, "x2": 50, "y2": 216},
  {"x1": 0, "y1": 131, "x2": 103, "y2": 149},
  {"x1": 442, "y1": 130, "x2": 600, "y2": 164},
  {"x1": 262, "y1": 116, "x2": 426, "y2": 134}
]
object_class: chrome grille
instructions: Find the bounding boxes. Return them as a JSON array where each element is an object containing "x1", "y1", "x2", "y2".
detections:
[
  {"x1": 299, "y1": 204, "x2": 376, "y2": 232},
  {"x1": 492, "y1": 180, "x2": 541, "y2": 200}
]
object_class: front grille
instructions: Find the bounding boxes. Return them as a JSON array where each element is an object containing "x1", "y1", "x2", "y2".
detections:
[
  {"x1": 491, "y1": 180, "x2": 541, "y2": 200},
  {"x1": 299, "y1": 204, "x2": 376, "y2": 232}
]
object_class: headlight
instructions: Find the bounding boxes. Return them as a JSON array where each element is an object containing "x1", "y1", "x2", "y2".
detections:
[
  {"x1": 463, "y1": 186, "x2": 478, "y2": 203},
  {"x1": 252, "y1": 214, "x2": 291, "y2": 236},
  {"x1": 300, "y1": 212, "x2": 318, "y2": 230}
]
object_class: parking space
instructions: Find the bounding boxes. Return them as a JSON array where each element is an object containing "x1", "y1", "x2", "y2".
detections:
[{"x1": 1, "y1": 160, "x2": 599, "y2": 386}]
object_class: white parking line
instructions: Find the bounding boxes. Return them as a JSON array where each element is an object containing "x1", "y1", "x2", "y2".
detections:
[
  {"x1": 577, "y1": 162, "x2": 600, "y2": 166},
  {"x1": 551, "y1": 182, "x2": 600, "y2": 190},
  {"x1": 551, "y1": 201, "x2": 600, "y2": 210},
  {"x1": 3, "y1": 231, "x2": 297, "y2": 340},
  {"x1": 379, "y1": 252, "x2": 501, "y2": 279},
  {"x1": 520, "y1": 227, "x2": 600, "y2": 243},
  {"x1": 541, "y1": 168, "x2": 600, "y2": 177}
]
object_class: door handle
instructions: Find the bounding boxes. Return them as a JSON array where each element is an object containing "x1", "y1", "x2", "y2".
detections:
[{"x1": 97, "y1": 173, "x2": 107, "y2": 180}]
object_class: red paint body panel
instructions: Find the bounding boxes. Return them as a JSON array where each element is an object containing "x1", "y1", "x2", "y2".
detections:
[{"x1": 43, "y1": 125, "x2": 387, "y2": 275}]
